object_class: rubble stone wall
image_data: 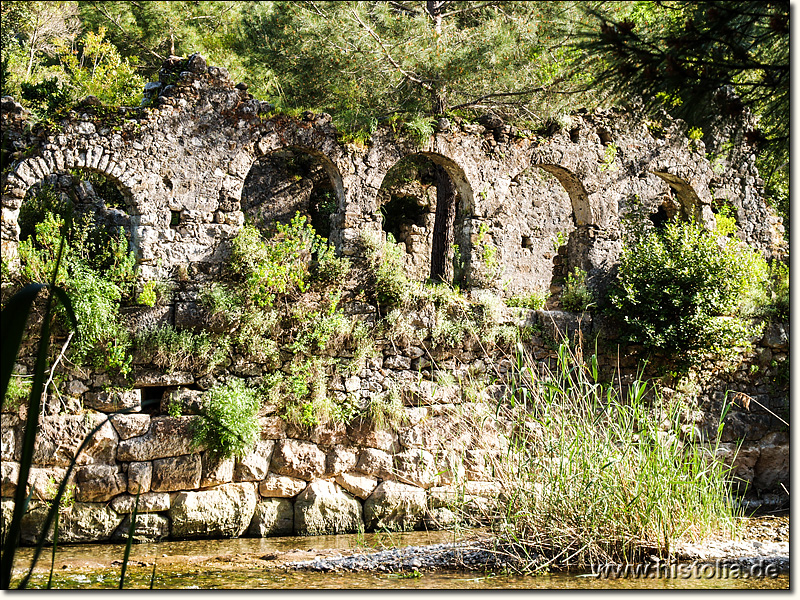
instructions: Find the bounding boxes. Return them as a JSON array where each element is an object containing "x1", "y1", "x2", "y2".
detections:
[{"x1": 0, "y1": 55, "x2": 788, "y2": 544}]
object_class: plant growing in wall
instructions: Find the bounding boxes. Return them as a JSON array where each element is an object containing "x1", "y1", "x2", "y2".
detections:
[
  {"x1": 192, "y1": 379, "x2": 261, "y2": 460},
  {"x1": 608, "y1": 219, "x2": 767, "y2": 369}
]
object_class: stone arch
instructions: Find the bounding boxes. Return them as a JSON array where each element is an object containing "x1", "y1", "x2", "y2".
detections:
[
  {"x1": 651, "y1": 171, "x2": 702, "y2": 220},
  {"x1": 2, "y1": 147, "x2": 143, "y2": 261},
  {"x1": 535, "y1": 164, "x2": 593, "y2": 227},
  {"x1": 242, "y1": 145, "x2": 344, "y2": 240},
  {"x1": 375, "y1": 151, "x2": 474, "y2": 284}
]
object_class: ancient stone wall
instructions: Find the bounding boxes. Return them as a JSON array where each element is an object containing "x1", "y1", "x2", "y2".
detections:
[{"x1": 0, "y1": 54, "x2": 788, "y2": 544}]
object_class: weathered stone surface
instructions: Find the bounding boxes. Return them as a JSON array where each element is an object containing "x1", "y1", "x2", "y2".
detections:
[
  {"x1": 127, "y1": 461, "x2": 152, "y2": 495},
  {"x1": 347, "y1": 419, "x2": 400, "y2": 453},
  {"x1": 151, "y1": 454, "x2": 202, "y2": 492},
  {"x1": 84, "y1": 388, "x2": 142, "y2": 413},
  {"x1": 258, "y1": 473, "x2": 307, "y2": 498},
  {"x1": 234, "y1": 440, "x2": 274, "y2": 482},
  {"x1": 75, "y1": 465, "x2": 127, "y2": 502},
  {"x1": 1, "y1": 414, "x2": 19, "y2": 461},
  {"x1": 33, "y1": 415, "x2": 118, "y2": 466},
  {"x1": 1, "y1": 498, "x2": 13, "y2": 544},
  {"x1": 248, "y1": 498, "x2": 294, "y2": 537},
  {"x1": 201, "y1": 454, "x2": 235, "y2": 487},
  {"x1": 111, "y1": 414, "x2": 151, "y2": 440},
  {"x1": 294, "y1": 480, "x2": 363, "y2": 536},
  {"x1": 334, "y1": 472, "x2": 378, "y2": 500},
  {"x1": 111, "y1": 492, "x2": 171, "y2": 513},
  {"x1": 112, "y1": 513, "x2": 170, "y2": 543},
  {"x1": 26, "y1": 466, "x2": 72, "y2": 501},
  {"x1": 753, "y1": 432, "x2": 789, "y2": 490},
  {"x1": 260, "y1": 416, "x2": 287, "y2": 440},
  {"x1": 364, "y1": 481, "x2": 427, "y2": 532},
  {"x1": 354, "y1": 448, "x2": 394, "y2": 480},
  {"x1": 21, "y1": 501, "x2": 123, "y2": 544},
  {"x1": 270, "y1": 439, "x2": 326, "y2": 481},
  {"x1": 170, "y1": 482, "x2": 257, "y2": 539},
  {"x1": 393, "y1": 449, "x2": 437, "y2": 489},
  {"x1": 117, "y1": 416, "x2": 200, "y2": 461},
  {"x1": 326, "y1": 447, "x2": 358, "y2": 477},
  {"x1": 1, "y1": 461, "x2": 19, "y2": 496}
]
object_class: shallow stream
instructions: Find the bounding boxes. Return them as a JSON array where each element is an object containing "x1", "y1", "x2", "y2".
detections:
[{"x1": 10, "y1": 529, "x2": 788, "y2": 590}]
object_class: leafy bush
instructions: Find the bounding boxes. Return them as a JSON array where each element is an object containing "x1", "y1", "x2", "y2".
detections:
[
  {"x1": 506, "y1": 291, "x2": 548, "y2": 310},
  {"x1": 361, "y1": 231, "x2": 410, "y2": 308},
  {"x1": 229, "y1": 214, "x2": 317, "y2": 307},
  {"x1": 560, "y1": 267, "x2": 594, "y2": 312},
  {"x1": 192, "y1": 379, "x2": 261, "y2": 460},
  {"x1": 133, "y1": 324, "x2": 229, "y2": 374},
  {"x1": 609, "y1": 220, "x2": 766, "y2": 365}
]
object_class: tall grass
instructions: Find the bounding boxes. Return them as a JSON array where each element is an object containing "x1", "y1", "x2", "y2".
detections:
[{"x1": 484, "y1": 341, "x2": 741, "y2": 572}]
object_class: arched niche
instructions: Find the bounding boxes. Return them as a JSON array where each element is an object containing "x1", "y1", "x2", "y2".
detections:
[
  {"x1": 16, "y1": 167, "x2": 136, "y2": 260},
  {"x1": 242, "y1": 146, "x2": 344, "y2": 239},
  {"x1": 376, "y1": 152, "x2": 473, "y2": 285},
  {"x1": 536, "y1": 164, "x2": 593, "y2": 227},
  {"x1": 650, "y1": 171, "x2": 705, "y2": 223}
]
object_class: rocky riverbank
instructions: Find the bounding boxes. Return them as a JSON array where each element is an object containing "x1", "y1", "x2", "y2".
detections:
[{"x1": 285, "y1": 514, "x2": 789, "y2": 575}]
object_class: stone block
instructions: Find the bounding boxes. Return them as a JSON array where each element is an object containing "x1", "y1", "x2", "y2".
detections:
[
  {"x1": 326, "y1": 447, "x2": 358, "y2": 477},
  {"x1": 84, "y1": 389, "x2": 142, "y2": 413},
  {"x1": 127, "y1": 461, "x2": 152, "y2": 495},
  {"x1": 170, "y1": 482, "x2": 257, "y2": 539},
  {"x1": 151, "y1": 454, "x2": 202, "y2": 492},
  {"x1": 258, "y1": 473, "x2": 307, "y2": 498},
  {"x1": 294, "y1": 480, "x2": 363, "y2": 536},
  {"x1": 248, "y1": 498, "x2": 294, "y2": 537},
  {"x1": 201, "y1": 454, "x2": 235, "y2": 487},
  {"x1": 75, "y1": 465, "x2": 127, "y2": 502},
  {"x1": 334, "y1": 472, "x2": 378, "y2": 500},
  {"x1": 364, "y1": 481, "x2": 426, "y2": 532},
  {"x1": 110, "y1": 492, "x2": 171, "y2": 513},
  {"x1": 21, "y1": 501, "x2": 123, "y2": 544},
  {"x1": 117, "y1": 416, "x2": 199, "y2": 461},
  {"x1": 354, "y1": 448, "x2": 394, "y2": 480},
  {"x1": 111, "y1": 414, "x2": 151, "y2": 441},
  {"x1": 270, "y1": 440, "x2": 326, "y2": 481},
  {"x1": 234, "y1": 440, "x2": 274, "y2": 482},
  {"x1": 112, "y1": 513, "x2": 170, "y2": 543}
]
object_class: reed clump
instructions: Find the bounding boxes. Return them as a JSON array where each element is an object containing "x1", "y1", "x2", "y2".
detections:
[{"x1": 482, "y1": 341, "x2": 740, "y2": 572}]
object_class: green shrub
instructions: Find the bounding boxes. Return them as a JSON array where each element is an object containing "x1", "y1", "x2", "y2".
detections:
[
  {"x1": 560, "y1": 267, "x2": 594, "y2": 312},
  {"x1": 362, "y1": 231, "x2": 410, "y2": 308},
  {"x1": 609, "y1": 220, "x2": 765, "y2": 365},
  {"x1": 506, "y1": 291, "x2": 548, "y2": 310},
  {"x1": 137, "y1": 280, "x2": 158, "y2": 307},
  {"x1": 192, "y1": 379, "x2": 261, "y2": 460},
  {"x1": 229, "y1": 214, "x2": 317, "y2": 307},
  {"x1": 133, "y1": 324, "x2": 228, "y2": 373}
]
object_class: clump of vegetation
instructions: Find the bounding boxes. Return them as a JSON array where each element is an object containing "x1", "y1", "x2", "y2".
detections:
[
  {"x1": 192, "y1": 379, "x2": 261, "y2": 460},
  {"x1": 132, "y1": 325, "x2": 229, "y2": 374},
  {"x1": 609, "y1": 219, "x2": 767, "y2": 367},
  {"x1": 506, "y1": 291, "x2": 548, "y2": 310},
  {"x1": 14, "y1": 186, "x2": 137, "y2": 376},
  {"x1": 560, "y1": 267, "x2": 594, "y2": 313},
  {"x1": 486, "y1": 342, "x2": 740, "y2": 571}
]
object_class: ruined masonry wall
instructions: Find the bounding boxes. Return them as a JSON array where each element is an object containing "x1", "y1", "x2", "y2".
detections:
[{"x1": 0, "y1": 54, "x2": 788, "y2": 544}]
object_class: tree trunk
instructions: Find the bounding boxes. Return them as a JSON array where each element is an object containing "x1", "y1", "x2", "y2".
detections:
[
  {"x1": 426, "y1": 0, "x2": 457, "y2": 284},
  {"x1": 429, "y1": 164, "x2": 457, "y2": 283}
]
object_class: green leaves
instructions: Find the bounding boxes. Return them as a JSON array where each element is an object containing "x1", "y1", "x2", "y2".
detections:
[
  {"x1": 192, "y1": 379, "x2": 261, "y2": 460},
  {"x1": 609, "y1": 219, "x2": 767, "y2": 366}
]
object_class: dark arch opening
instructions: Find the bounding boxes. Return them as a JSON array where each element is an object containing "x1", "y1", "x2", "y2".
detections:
[
  {"x1": 376, "y1": 153, "x2": 470, "y2": 285},
  {"x1": 18, "y1": 169, "x2": 134, "y2": 266},
  {"x1": 242, "y1": 147, "x2": 340, "y2": 240}
]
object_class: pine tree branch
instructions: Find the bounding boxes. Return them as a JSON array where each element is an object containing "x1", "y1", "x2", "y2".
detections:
[{"x1": 350, "y1": 6, "x2": 433, "y2": 92}]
